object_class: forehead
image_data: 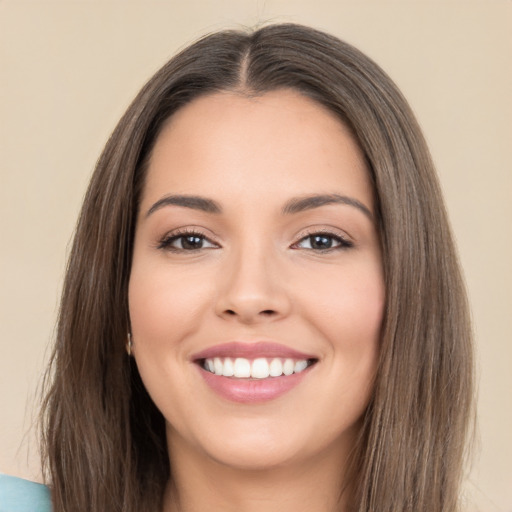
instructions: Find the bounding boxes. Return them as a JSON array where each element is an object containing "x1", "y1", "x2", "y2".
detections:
[{"x1": 142, "y1": 89, "x2": 373, "y2": 212}]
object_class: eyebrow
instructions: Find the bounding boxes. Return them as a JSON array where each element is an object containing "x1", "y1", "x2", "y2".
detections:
[
  {"x1": 146, "y1": 194, "x2": 222, "y2": 217},
  {"x1": 282, "y1": 194, "x2": 373, "y2": 220},
  {"x1": 146, "y1": 193, "x2": 373, "y2": 220}
]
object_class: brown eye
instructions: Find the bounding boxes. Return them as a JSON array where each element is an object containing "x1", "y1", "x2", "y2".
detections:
[
  {"x1": 177, "y1": 235, "x2": 206, "y2": 250},
  {"x1": 295, "y1": 233, "x2": 353, "y2": 251},
  {"x1": 158, "y1": 232, "x2": 218, "y2": 251}
]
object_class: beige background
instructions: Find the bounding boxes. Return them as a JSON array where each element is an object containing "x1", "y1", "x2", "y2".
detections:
[{"x1": 0, "y1": 1, "x2": 510, "y2": 510}]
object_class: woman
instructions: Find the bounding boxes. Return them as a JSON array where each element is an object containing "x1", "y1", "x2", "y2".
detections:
[{"x1": 5, "y1": 23, "x2": 473, "y2": 511}]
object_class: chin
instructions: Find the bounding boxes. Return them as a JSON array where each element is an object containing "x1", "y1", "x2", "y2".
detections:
[
  {"x1": 167, "y1": 415, "x2": 316, "y2": 471},
  {"x1": 205, "y1": 439, "x2": 306, "y2": 472}
]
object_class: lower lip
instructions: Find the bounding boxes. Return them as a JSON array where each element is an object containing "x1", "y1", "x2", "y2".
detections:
[{"x1": 197, "y1": 366, "x2": 312, "y2": 403}]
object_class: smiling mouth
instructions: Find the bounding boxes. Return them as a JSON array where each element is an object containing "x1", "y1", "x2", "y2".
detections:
[{"x1": 198, "y1": 357, "x2": 318, "y2": 379}]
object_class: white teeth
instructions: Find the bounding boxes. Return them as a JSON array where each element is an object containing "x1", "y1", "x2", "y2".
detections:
[
  {"x1": 233, "y1": 358, "x2": 251, "y2": 378},
  {"x1": 283, "y1": 358, "x2": 294, "y2": 376},
  {"x1": 251, "y1": 358, "x2": 270, "y2": 379},
  {"x1": 269, "y1": 358, "x2": 283, "y2": 377},
  {"x1": 203, "y1": 356, "x2": 313, "y2": 378},
  {"x1": 222, "y1": 357, "x2": 234, "y2": 377},
  {"x1": 294, "y1": 360, "x2": 308, "y2": 373},
  {"x1": 213, "y1": 357, "x2": 223, "y2": 375}
]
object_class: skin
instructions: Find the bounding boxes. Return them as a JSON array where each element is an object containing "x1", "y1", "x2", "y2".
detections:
[{"x1": 129, "y1": 89, "x2": 385, "y2": 512}]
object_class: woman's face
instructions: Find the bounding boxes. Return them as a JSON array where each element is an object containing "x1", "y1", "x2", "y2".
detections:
[{"x1": 129, "y1": 89, "x2": 385, "y2": 472}]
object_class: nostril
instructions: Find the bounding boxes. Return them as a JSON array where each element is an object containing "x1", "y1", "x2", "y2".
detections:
[{"x1": 224, "y1": 309, "x2": 276, "y2": 316}]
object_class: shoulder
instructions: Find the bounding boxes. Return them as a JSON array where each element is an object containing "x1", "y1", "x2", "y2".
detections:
[{"x1": 0, "y1": 474, "x2": 52, "y2": 512}]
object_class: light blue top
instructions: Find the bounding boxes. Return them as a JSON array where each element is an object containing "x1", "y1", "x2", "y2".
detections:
[{"x1": 0, "y1": 474, "x2": 52, "y2": 512}]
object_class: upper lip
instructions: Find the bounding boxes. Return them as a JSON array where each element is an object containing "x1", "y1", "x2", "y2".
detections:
[{"x1": 191, "y1": 341, "x2": 317, "y2": 361}]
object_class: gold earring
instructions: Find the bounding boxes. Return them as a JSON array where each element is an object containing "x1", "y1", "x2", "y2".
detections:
[{"x1": 126, "y1": 333, "x2": 133, "y2": 356}]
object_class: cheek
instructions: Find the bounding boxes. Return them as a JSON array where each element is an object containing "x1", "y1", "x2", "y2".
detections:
[
  {"x1": 127, "y1": 263, "x2": 213, "y2": 425},
  {"x1": 303, "y1": 258, "x2": 384, "y2": 336},
  {"x1": 128, "y1": 263, "x2": 212, "y2": 343},
  {"x1": 299, "y1": 258, "x2": 385, "y2": 379}
]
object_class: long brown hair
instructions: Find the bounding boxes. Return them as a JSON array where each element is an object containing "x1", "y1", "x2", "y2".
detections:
[{"x1": 40, "y1": 23, "x2": 473, "y2": 511}]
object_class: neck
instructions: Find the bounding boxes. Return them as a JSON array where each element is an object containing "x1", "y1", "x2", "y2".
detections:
[{"x1": 162, "y1": 433, "x2": 355, "y2": 512}]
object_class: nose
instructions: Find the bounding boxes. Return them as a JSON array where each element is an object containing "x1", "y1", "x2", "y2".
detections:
[{"x1": 214, "y1": 245, "x2": 292, "y2": 324}]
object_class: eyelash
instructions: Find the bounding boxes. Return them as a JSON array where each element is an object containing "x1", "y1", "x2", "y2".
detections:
[
  {"x1": 157, "y1": 229, "x2": 353, "y2": 253},
  {"x1": 291, "y1": 230, "x2": 353, "y2": 251},
  {"x1": 157, "y1": 229, "x2": 218, "y2": 252}
]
